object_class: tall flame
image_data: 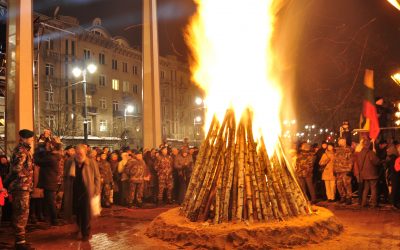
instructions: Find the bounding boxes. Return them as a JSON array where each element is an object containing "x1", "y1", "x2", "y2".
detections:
[{"x1": 186, "y1": 0, "x2": 283, "y2": 154}]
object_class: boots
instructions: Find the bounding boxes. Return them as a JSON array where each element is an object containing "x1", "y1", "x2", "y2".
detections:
[{"x1": 15, "y1": 243, "x2": 35, "y2": 250}]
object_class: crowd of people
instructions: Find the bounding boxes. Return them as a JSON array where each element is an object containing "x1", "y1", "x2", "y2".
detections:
[
  {"x1": 294, "y1": 136, "x2": 400, "y2": 209},
  {"x1": 0, "y1": 129, "x2": 198, "y2": 250},
  {"x1": 2, "y1": 126, "x2": 400, "y2": 249}
]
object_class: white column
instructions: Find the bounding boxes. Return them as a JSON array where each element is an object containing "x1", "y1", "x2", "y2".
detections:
[
  {"x1": 6, "y1": 0, "x2": 34, "y2": 152},
  {"x1": 142, "y1": 0, "x2": 162, "y2": 148}
]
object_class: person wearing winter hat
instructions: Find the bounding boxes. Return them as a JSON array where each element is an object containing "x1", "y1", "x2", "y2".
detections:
[{"x1": 7, "y1": 129, "x2": 35, "y2": 250}]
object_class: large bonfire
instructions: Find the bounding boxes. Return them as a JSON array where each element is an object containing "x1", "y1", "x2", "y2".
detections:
[{"x1": 180, "y1": 0, "x2": 311, "y2": 223}]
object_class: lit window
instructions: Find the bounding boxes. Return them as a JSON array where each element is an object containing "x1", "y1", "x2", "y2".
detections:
[
  {"x1": 0, "y1": 112, "x2": 5, "y2": 127},
  {"x1": 86, "y1": 95, "x2": 92, "y2": 107},
  {"x1": 99, "y1": 120, "x2": 108, "y2": 132},
  {"x1": 112, "y1": 79, "x2": 119, "y2": 90}
]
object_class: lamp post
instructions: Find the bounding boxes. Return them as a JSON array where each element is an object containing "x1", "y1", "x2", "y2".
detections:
[
  {"x1": 124, "y1": 105, "x2": 135, "y2": 129},
  {"x1": 124, "y1": 105, "x2": 135, "y2": 146},
  {"x1": 72, "y1": 63, "x2": 97, "y2": 144}
]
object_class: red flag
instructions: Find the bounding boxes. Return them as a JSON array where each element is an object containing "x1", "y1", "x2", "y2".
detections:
[{"x1": 360, "y1": 69, "x2": 380, "y2": 140}]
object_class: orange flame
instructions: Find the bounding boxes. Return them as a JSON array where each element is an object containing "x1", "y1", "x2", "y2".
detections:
[{"x1": 185, "y1": 0, "x2": 284, "y2": 154}]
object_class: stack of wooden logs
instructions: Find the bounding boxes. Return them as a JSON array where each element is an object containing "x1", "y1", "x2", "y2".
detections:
[{"x1": 181, "y1": 109, "x2": 311, "y2": 224}]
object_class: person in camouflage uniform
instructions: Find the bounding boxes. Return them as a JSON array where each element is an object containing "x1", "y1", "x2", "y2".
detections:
[
  {"x1": 174, "y1": 147, "x2": 193, "y2": 204},
  {"x1": 98, "y1": 153, "x2": 113, "y2": 207},
  {"x1": 295, "y1": 142, "x2": 317, "y2": 203},
  {"x1": 6, "y1": 129, "x2": 35, "y2": 250},
  {"x1": 155, "y1": 147, "x2": 173, "y2": 205},
  {"x1": 334, "y1": 138, "x2": 354, "y2": 205},
  {"x1": 125, "y1": 151, "x2": 147, "y2": 207}
]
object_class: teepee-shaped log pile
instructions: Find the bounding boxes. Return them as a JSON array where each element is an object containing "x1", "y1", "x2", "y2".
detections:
[{"x1": 181, "y1": 109, "x2": 311, "y2": 224}]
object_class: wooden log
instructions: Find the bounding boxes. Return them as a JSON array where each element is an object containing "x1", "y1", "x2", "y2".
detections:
[
  {"x1": 236, "y1": 122, "x2": 246, "y2": 221},
  {"x1": 221, "y1": 114, "x2": 236, "y2": 222},
  {"x1": 276, "y1": 141, "x2": 310, "y2": 215},
  {"x1": 259, "y1": 138, "x2": 282, "y2": 220},
  {"x1": 261, "y1": 156, "x2": 281, "y2": 220},
  {"x1": 244, "y1": 125, "x2": 254, "y2": 223},
  {"x1": 195, "y1": 111, "x2": 232, "y2": 219},
  {"x1": 271, "y1": 154, "x2": 293, "y2": 217},
  {"x1": 231, "y1": 124, "x2": 240, "y2": 220},
  {"x1": 183, "y1": 116, "x2": 219, "y2": 215},
  {"x1": 246, "y1": 122, "x2": 263, "y2": 221}
]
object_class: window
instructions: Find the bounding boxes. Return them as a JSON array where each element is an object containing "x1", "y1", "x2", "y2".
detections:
[
  {"x1": 99, "y1": 53, "x2": 105, "y2": 65},
  {"x1": 71, "y1": 41, "x2": 76, "y2": 56},
  {"x1": 122, "y1": 62, "x2": 128, "y2": 73},
  {"x1": 45, "y1": 38, "x2": 54, "y2": 50},
  {"x1": 65, "y1": 40, "x2": 69, "y2": 55},
  {"x1": 45, "y1": 115, "x2": 56, "y2": 129},
  {"x1": 112, "y1": 79, "x2": 119, "y2": 90},
  {"x1": 86, "y1": 95, "x2": 92, "y2": 107},
  {"x1": 87, "y1": 117, "x2": 92, "y2": 135},
  {"x1": 84, "y1": 49, "x2": 91, "y2": 60},
  {"x1": 123, "y1": 81, "x2": 130, "y2": 92},
  {"x1": 133, "y1": 84, "x2": 138, "y2": 94},
  {"x1": 99, "y1": 120, "x2": 108, "y2": 132},
  {"x1": 100, "y1": 97, "x2": 107, "y2": 109},
  {"x1": 133, "y1": 65, "x2": 138, "y2": 75},
  {"x1": 161, "y1": 71, "x2": 165, "y2": 79},
  {"x1": 45, "y1": 89, "x2": 54, "y2": 103},
  {"x1": 72, "y1": 89, "x2": 76, "y2": 104},
  {"x1": 34, "y1": 60, "x2": 38, "y2": 76},
  {"x1": 99, "y1": 75, "x2": 106, "y2": 87},
  {"x1": 65, "y1": 82, "x2": 69, "y2": 104},
  {"x1": 45, "y1": 63, "x2": 54, "y2": 76},
  {"x1": 0, "y1": 112, "x2": 5, "y2": 127},
  {"x1": 112, "y1": 100, "x2": 119, "y2": 111},
  {"x1": 112, "y1": 59, "x2": 118, "y2": 70}
]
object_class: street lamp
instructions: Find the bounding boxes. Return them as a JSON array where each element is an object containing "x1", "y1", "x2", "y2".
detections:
[
  {"x1": 195, "y1": 97, "x2": 203, "y2": 106},
  {"x1": 72, "y1": 63, "x2": 97, "y2": 144},
  {"x1": 124, "y1": 105, "x2": 135, "y2": 146},
  {"x1": 124, "y1": 105, "x2": 135, "y2": 128}
]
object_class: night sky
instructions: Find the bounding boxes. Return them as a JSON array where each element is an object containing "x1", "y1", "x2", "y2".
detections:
[{"x1": 31, "y1": 0, "x2": 400, "y2": 129}]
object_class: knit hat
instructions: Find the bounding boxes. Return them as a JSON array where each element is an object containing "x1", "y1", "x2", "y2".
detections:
[{"x1": 19, "y1": 129, "x2": 34, "y2": 139}]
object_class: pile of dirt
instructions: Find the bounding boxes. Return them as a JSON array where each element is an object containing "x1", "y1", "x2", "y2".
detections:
[{"x1": 146, "y1": 207, "x2": 343, "y2": 249}]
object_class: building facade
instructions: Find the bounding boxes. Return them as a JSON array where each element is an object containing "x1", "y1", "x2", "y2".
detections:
[{"x1": 35, "y1": 13, "x2": 203, "y2": 148}]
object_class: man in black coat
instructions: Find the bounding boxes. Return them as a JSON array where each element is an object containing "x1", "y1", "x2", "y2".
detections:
[{"x1": 35, "y1": 141, "x2": 62, "y2": 226}]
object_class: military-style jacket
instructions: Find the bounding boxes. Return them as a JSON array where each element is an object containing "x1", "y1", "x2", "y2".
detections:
[
  {"x1": 295, "y1": 150, "x2": 316, "y2": 178},
  {"x1": 9, "y1": 142, "x2": 34, "y2": 192},
  {"x1": 98, "y1": 160, "x2": 113, "y2": 184},
  {"x1": 155, "y1": 155, "x2": 173, "y2": 180},
  {"x1": 333, "y1": 146, "x2": 353, "y2": 173},
  {"x1": 124, "y1": 159, "x2": 145, "y2": 183},
  {"x1": 174, "y1": 154, "x2": 193, "y2": 170}
]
